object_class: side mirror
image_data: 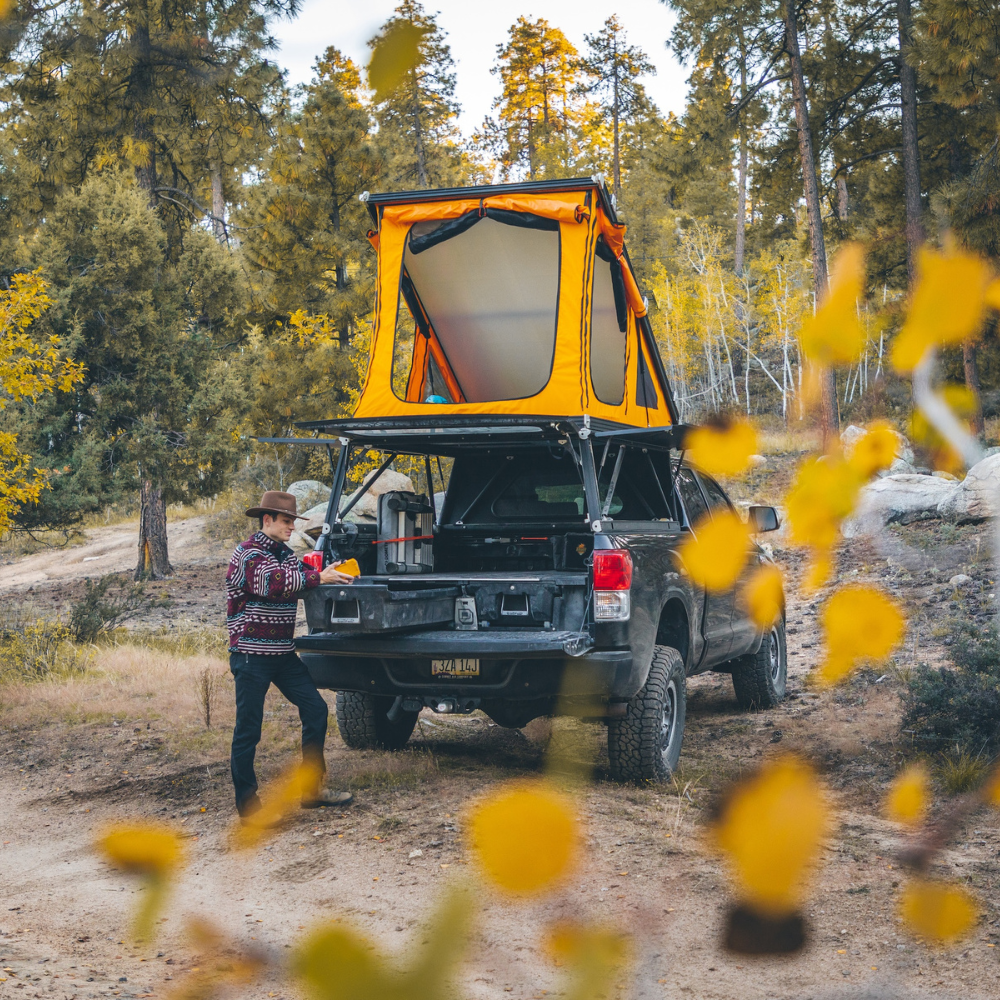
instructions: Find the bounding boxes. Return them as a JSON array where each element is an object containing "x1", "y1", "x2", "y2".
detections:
[{"x1": 747, "y1": 505, "x2": 780, "y2": 533}]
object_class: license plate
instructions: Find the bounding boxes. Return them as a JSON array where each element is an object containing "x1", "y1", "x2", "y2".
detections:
[{"x1": 431, "y1": 658, "x2": 480, "y2": 677}]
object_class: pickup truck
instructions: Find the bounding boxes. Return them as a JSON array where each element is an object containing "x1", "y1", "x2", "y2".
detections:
[
  {"x1": 290, "y1": 415, "x2": 784, "y2": 783},
  {"x1": 264, "y1": 176, "x2": 785, "y2": 782}
]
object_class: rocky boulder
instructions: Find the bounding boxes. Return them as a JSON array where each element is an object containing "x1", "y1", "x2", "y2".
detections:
[
  {"x1": 291, "y1": 469, "x2": 416, "y2": 548},
  {"x1": 285, "y1": 479, "x2": 330, "y2": 512},
  {"x1": 844, "y1": 474, "x2": 960, "y2": 536},
  {"x1": 937, "y1": 453, "x2": 1000, "y2": 523}
]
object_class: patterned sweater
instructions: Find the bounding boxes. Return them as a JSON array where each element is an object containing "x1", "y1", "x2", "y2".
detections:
[{"x1": 226, "y1": 531, "x2": 321, "y2": 654}]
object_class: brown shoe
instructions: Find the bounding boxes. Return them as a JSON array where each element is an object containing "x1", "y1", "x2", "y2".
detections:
[{"x1": 301, "y1": 791, "x2": 354, "y2": 809}]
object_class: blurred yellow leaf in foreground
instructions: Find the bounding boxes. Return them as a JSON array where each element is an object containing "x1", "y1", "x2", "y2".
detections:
[
  {"x1": 817, "y1": 585, "x2": 905, "y2": 685},
  {"x1": 100, "y1": 823, "x2": 183, "y2": 875},
  {"x1": 368, "y1": 21, "x2": 429, "y2": 101},
  {"x1": 892, "y1": 246, "x2": 996, "y2": 372},
  {"x1": 900, "y1": 880, "x2": 977, "y2": 944},
  {"x1": 678, "y1": 510, "x2": 751, "y2": 592},
  {"x1": 544, "y1": 922, "x2": 631, "y2": 1000},
  {"x1": 232, "y1": 759, "x2": 324, "y2": 849},
  {"x1": 742, "y1": 564, "x2": 784, "y2": 629},
  {"x1": 799, "y1": 243, "x2": 867, "y2": 366},
  {"x1": 847, "y1": 422, "x2": 899, "y2": 478},
  {"x1": 885, "y1": 763, "x2": 929, "y2": 826},
  {"x1": 785, "y1": 455, "x2": 863, "y2": 590},
  {"x1": 909, "y1": 384, "x2": 976, "y2": 475},
  {"x1": 684, "y1": 418, "x2": 759, "y2": 477},
  {"x1": 983, "y1": 765, "x2": 1000, "y2": 807},
  {"x1": 786, "y1": 456, "x2": 861, "y2": 551},
  {"x1": 292, "y1": 887, "x2": 472, "y2": 1000},
  {"x1": 98, "y1": 823, "x2": 184, "y2": 940},
  {"x1": 467, "y1": 780, "x2": 578, "y2": 895},
  {"x1": 712, "y1": 756, "x2": 830, "y2": 916}
]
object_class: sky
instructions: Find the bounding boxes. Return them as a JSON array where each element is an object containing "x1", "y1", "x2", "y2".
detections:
[{"x1": 270, "y1": 0, "x2": 690, "y2": 137}]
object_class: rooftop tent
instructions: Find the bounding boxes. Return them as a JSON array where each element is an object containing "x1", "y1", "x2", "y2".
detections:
[{"x1": 354, "y1": 179, "x2": 677, "y2": 427}]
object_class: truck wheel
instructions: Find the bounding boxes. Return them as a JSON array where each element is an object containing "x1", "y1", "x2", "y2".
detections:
[
  {"x1": 335, "y1": 692, "x2": 418, "y2": 750},
  {"x1": 731, "y1": 622, "x2": 787, "y2": 710},
  {"x1": 607, "y1": 646, "x2": 686, "y2": 783}
]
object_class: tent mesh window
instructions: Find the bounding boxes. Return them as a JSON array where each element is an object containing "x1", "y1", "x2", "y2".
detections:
[
  {"x1": 590, "y1": 243, "x2": 628, "y2": 405},
  {"x1": 391, "y1": 215, "x2": 561, "y2": 403}
]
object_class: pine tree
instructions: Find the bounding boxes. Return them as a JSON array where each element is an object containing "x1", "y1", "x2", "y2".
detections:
[
  {"x1": 368, "y1": 0, "x2": 464, "y2": 189},
  {"x1": 579, "y1": 16, "x2": 655, "y2": 198},
  {"x1": 19, "y1": 174, "x2": 247, "y2": 578},
  {"x1": 484, "y1": 16, "x2": 587, "y2": 180},
  {"x1": 0, "y1": 0, "x2": 290, "y2": 236},
  {"x1": 238, "y1": 48, "x2": 380, "y2": 436}
]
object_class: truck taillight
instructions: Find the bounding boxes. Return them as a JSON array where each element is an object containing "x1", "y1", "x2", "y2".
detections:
[
  {"x1": 302, "y1": 551, "x2": 323, "y2": 572},
  {"x1": 592, "y1": 550, "x2": 632, "y2": 590},
  {"x1": 593, "y1": 549, "x2": 632, "y2": 622}
]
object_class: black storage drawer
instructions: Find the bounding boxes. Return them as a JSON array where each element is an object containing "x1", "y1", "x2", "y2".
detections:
[{"x1": 303, "y1": 583, "x2": 460, "y2": 634}]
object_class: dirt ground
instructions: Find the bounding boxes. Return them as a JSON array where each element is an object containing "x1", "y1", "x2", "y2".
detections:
[{"x1": 2, "y1": 514, "x2": 1000, "y2": 1000}]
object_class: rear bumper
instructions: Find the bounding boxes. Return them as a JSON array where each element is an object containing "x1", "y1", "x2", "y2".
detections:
[{"x1": 296, "y1": 629, "x2": 635, "y2": 701}]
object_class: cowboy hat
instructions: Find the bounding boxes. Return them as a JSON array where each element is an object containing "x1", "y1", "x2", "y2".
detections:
[{"x1": 245, "y1": 490, "x2": 307, "y2": 520}]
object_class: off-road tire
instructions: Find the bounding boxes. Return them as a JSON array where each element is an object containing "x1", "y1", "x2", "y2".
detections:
[
  {"x1": 335, "y1": 692, "x2": 418, "y2": 750},
  {"x1": 607, "y1": 646, "x2": 686, "y2": 783},
  {"x1": 731, "y1": 621, "x2": 787, "y2": 710}
]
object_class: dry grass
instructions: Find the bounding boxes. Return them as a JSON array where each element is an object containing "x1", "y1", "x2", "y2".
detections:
[
  {"x1": 0, "y1": 643, "x2": 232, "y2": 731},
  {"x1": 757, "y1": 425, "x2": 818, "y2": 456}
]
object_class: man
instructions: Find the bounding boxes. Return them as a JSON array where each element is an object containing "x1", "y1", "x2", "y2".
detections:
[{"x1": 226, "y1": 490, "x2": 354, "y2": 820}]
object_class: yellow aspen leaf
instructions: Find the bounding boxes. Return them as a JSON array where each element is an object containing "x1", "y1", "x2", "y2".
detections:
[
  {"x1": 802, "y1": 550, "x2": 834, "y2": 593},
  {"x1": 885, "y1": 763, "x2": 929, "y2": 826},
  {"x1": 816, "y1": 585, "x2": 905, "y2": 686},
  {"x1": 467, "y1": 780, "x2": 578, "y2": 895},
  {"x1": 684, "y1": 418, "x2": 759, "y2": 477},
  {"x1": 799, "y1": 243, "x2": 866, "y2": 366},
  {"x1": 900, "y1": 880, "x2": 977, "y2": 943},
  {"x1": 785, "y1": 456, "x2": 862, "y2": 551},
  {"x1": 742, "y1": 564, "x2": 784, "y2": 628},
  {"x1": 292, "y1": 887, "x2": 472, "y2": 1000},
  {"x1": 99, "y1": 824, "x2": 183, "y2": 876},
  {"x1": 544, "y1": 922, "x2": 631, "y2": 966},
  {"x1": 892, "y1": 247, "x2": 995, "y2": 372},
  {"x1": 232, "y1": 759, "x2": 324, "y2": 849},
  {"x1": 368, "y1": 21, "x2": 429, "y2": 101},
  {"x1": 847, "y1": 422, "x2": 900, "y2": 478},
  {"x1": 712, "y1": 756, "x2": 830, "y2": 916},
  {"x1": 543, "y1": 921, "x2": 631, "y2": 996},
  {"x1": 986, "y1": 278, "x2": 1000, "y2": 312},
  {"x1": 909, "y1": 384, "x2": 975, "y2": 474},
  {"x1": 98, "y1": 824, "x2": 184, "y2": 939},
  {"x1": 677, "y1": 510, "x2": 751, "y2": 592},
  {"x1": 982, "y1": 765, "x2": 1000, "y2": 807}
]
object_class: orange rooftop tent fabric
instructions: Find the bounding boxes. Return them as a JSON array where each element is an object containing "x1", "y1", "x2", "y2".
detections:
[{"x1": 354, "y1": 181, "x2": 672, "y2": 428}]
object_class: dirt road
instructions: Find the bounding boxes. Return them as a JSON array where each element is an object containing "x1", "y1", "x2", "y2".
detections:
[{"x1": 2, "y1": 518, "x2": 1000, "y2": 999}]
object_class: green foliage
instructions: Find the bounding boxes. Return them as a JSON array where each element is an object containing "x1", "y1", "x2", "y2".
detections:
[
  {"x1": 0, "y1": 0, "x2": 291, "y2": 241},
  {"x1": 15, "y1": 174, "x2": 248, "y2": 529},
  {"x1": 0, "y1": 601, "x2": 89, "y2": 681},
  {"x1": 902, "y1": 623, "x2": 1000, "y2": 755},
  {"x1": 69, "y1": 573, "x2": 148, "y2": 643}
]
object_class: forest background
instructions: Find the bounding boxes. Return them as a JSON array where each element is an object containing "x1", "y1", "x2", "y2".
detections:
[{"x1": 2, "y1": 0, "x2": 999, "y2": 577}]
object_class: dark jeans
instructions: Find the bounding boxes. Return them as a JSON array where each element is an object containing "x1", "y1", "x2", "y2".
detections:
[{"x1": 229, "y1": 651, "x2": 329, "y2": 816}]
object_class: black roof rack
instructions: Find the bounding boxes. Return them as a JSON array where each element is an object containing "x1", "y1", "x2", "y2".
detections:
[{"x1": 257, "y1": 414, "x2": 689, "y2": 457}]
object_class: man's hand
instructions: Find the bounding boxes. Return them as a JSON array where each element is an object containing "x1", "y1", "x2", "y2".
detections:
[{"x1": 319, "y1": 564, "x2": 355, "y2": 585}]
